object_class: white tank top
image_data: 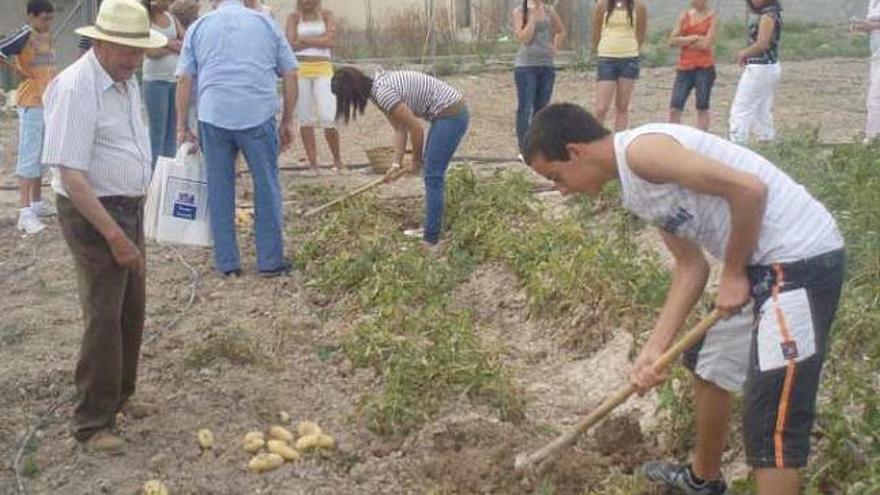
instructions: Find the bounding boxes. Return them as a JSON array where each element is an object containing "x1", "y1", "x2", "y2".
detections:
[
  {"x1": 142, "y1": 12, "x2": 178, "y2": 82},
  {"x1": 295, "y1": 18, "x2": 332, "y2": 58},
  {"x1": 869, "y1": 0, "x2": 880, "y2": 20},
  {"x1": 614, "y1": 124, "x2": 843, "y2": 264}
]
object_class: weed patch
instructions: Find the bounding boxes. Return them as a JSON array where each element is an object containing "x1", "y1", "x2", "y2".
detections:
[
  {"x1": 296, "y1": 166, "x2": 666, "y2": 435},
  {"x1": 184, "y1": 329, "x2": 264, "y2": 369},
  {"x1": 346, "y1": 304, "x2": 523, "y2": 435},
  {"x1": 296, "y1": 182, "x2": 523, "y2": 435},
  {"x1": 0, "y1": 322, "x2": 27, "y2": 346},
  {"x1": 445, "y1": 167, "x2": 668, "y2": 331},
  {"x1": 754, "y1": 136, "x2": 880, "y2": 493},
  {"x1": 641, "y1": 21, "x2": 868, "y2": 69}
]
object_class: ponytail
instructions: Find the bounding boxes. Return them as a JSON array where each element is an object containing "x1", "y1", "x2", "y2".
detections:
[{"x1": 522, "y1": 0, "x2": 529, "y2": 28}]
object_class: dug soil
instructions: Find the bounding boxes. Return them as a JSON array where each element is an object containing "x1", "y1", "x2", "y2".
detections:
[{"x1": 0, "y1": 58, "x2": 866, "y2": 493}]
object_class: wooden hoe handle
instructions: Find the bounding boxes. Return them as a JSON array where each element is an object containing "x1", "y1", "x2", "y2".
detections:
[
  {"x1": 303, "y1": 166, "x2": 409, "y2": 219},
  {"x1": 513, "y1": 309, "x2": 725, "y2": 474}
]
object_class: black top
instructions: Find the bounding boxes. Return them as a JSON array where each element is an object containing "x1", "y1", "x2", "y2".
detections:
[{"x1": 746, "y1": 4, "x2": 782, "y2": 65}]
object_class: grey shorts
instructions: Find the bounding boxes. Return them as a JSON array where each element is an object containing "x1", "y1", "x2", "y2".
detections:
[{"x1": 684, "y1": 249, "x2": 845, "y2": 469}]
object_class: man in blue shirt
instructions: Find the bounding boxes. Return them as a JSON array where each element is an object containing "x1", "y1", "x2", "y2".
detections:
[{"x1": 175, "y1": 0, "x2": 298, "y2": 277}]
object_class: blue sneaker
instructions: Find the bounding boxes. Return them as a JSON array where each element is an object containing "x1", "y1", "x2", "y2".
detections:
[{"x1": 642, "y1": 461, "x2": 728, "y2": 495}]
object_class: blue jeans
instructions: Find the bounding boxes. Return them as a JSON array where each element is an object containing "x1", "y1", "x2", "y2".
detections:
[
  {"x1": 514, "y1": 66, "x2": 555, "y2": 154},
  {"x1": 199, "y1": 119, "x2": 286, "y2": 273},
  {"x1": 143, "y1": 80, "x2": 177, "y2": 168},
  {"x1": 423, "y1": 107, "x2": 469, "y2": 244}
]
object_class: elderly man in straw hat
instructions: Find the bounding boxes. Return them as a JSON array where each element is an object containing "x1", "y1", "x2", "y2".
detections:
[{"x1": 41, "y1": 0, "x2": 166, "y2": 453}]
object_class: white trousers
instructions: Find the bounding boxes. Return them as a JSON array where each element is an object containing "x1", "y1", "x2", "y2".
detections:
[
  {"x1": 866, "y1": 33, "x2": 880, "y2": 139},
  {"x1": 297, "y1": 76, "x2": 336, "y2": 129},
  {"x1": 729, "y1": 63, "x2": 782, "y2": 144}
]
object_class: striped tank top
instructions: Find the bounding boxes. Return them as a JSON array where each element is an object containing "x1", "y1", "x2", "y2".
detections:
[
  {"x1": 371, "y1": 70, "x2": 462, "y2": 121},
  {"x1": 614, "y1": 123, "x2": 843, "y2": 264}
]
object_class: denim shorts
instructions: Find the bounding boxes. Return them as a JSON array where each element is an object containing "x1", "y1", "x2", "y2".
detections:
[
  {"x1": 596, "y1": 57, "x2": 640, "y2": 81},
  {"x1": 684, "y1": 249, "x2": 845, "y2": 469},
  {"x1": 16, "y1": 107, "x2": 46, "y2": 179},
  {"x1": 670, "y1": 66, "x2": 716, "y2": 111}
]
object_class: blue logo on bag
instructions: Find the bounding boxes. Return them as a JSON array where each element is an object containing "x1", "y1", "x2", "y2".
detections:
[
  {"x1": 781, "y1": 340, "x2": 799, "y2": 360},
  {"x1": 173, "y1": 192, "x2": 197, "y2": 220}
]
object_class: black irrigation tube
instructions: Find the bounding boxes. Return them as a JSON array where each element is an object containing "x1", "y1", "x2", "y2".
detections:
[
  {"x1": 246, "y1": 155, "x2": 520, "y2": 174},
  {"x1": 0, "y1": 236, "x2": 46, "y2": 284},
  {"x1": 11, "y1": 245, "x2": 200, "y2": 495},
  {"x1": 0, "y1": 143, "x2": 859, "y2": 190}
]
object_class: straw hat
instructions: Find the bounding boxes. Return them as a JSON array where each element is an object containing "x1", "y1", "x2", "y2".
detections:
[{"x1": 76, "y1": 0, "x2": 168, "y2": 49}]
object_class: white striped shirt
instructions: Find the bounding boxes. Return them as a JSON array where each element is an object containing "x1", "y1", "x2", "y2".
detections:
[
  {"x1": 371, "y1": 70, "x2": 461, "y2": 121},
  {"x1": 614, "y1": 124, "x2": 844, "y2": 264},
  {"x1": 42, "y1": 49, "x2": 152, "y2": 198}
]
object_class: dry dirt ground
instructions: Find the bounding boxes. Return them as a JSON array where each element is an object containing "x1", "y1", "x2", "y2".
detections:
[{"x1": 0, "y1": 58, "x2": 868, "y2": 494}]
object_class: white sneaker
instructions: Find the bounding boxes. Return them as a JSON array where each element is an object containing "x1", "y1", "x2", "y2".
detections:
[
  {"x1": 30, "y1": 201, "x2": 56, "y2": 217},
  {"x1": 17, "y1": 209, "x2": 46, "y2": 235}
]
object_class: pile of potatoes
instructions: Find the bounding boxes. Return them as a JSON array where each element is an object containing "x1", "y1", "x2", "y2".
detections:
[{"x1": 195, "y1": 411, "x2": 336, "y2": 474}]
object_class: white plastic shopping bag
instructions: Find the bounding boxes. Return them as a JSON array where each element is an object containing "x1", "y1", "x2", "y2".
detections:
[
  {"x1": 144, "y1": 153, "x2": 167, "y2": 242},
  {"x1": 147, "y1": 143, "x2": 213, "y2": 247}
]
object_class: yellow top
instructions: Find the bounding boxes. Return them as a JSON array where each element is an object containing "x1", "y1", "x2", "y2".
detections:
[
  {"x1": 597, "y1": 8, "x2": 639, "y2": 58},
  {"x1": 16, "y1": 31, "x2": 56, "y2": 108}
]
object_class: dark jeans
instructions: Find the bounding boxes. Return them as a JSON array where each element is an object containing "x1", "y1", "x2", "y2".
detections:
[
  {"x1": 514, "y1": 66, "x2": 555, "y2": 154},
  {"x1": 57, "y1": 195, "x2": 146, "y2": 441},
  {"x1": 670, "y1": 66, "x2": 717, "y2": 111},
  {"x1": 423, "y1": 107, "x2": 469, "y2": 244},
  {"x1": 143, "y1": 80, "x2": 177, "y2": 169},
  {"x1": 743, "y1": 248, "x2": 845, "y2": 468},
  {"x1": 199, "y1": 118, "x2": 286, "y2": 274}
]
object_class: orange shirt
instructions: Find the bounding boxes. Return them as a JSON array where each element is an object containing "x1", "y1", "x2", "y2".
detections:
[
  {"x1": 16, "y1": 31, "x2": 56, "y2": 108},
  {"x1": 677, "y1": 11, "x2": 715, "y2": 70}
]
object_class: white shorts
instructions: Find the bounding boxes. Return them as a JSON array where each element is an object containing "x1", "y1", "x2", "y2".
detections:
[{"x1": 297, "y1": 76, "x2": 336, "y2": 128}]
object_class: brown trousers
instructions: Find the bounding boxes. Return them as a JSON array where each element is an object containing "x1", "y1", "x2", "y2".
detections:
[{"x1": 57, "y1": 195, "x2": 146, "y2": 441}]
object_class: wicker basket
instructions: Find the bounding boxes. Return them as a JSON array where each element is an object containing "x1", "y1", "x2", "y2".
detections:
[{"x1": 365, "y1": 146, "x2": 396, "y2": 174}]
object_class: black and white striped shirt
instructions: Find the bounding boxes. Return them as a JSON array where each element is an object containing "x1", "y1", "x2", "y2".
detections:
[
  {"x1": 42, "y1": 50, "x2": 152, "y2": 198},
  {"x1": 371, "y1": 70, "x2": 462, "y2": 121}
]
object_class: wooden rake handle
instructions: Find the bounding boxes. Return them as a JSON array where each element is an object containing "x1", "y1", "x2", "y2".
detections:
[
  {"x1": 513, "y1": 308, "x2": 725, "y2": 474},
  {"x1": 302, "y1": 164, "x2": 410, "y2": 219}
]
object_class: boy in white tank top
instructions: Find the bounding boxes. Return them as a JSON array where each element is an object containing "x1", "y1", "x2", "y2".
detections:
[{"x1": 523, "y1": 103, "x2": 844, "y2": 495}]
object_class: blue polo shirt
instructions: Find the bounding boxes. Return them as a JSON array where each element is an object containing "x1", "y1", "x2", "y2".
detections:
[{"x1": 176, "y1": 0, "x2": 297, "y2": 130}]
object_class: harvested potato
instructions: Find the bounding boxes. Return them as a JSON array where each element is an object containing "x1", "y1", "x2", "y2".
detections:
[
  {"x1": 278, "y1": 411, "x2": 291, "y2": 424},
  {"x1": 295, "y1": 433, "x2": 335, "y2": 450},
  {"x1": 248, "y1": 452, "x2": 284, "y2": 473},
  {"x1": 142, "y1": 479, "x2": 168, "y2": 495},
  {"x1": 316, "y1": 434, "x2": 335, "y2": 449},
  {"x1": 197, "y1": 428, "x2": 214, "y2": 450},
  {"x1": 296, "y1": 420, "x2": 322, "y2": 437},
  {"x1": 295, "y1": 433, "x2": 320, "y2": 450},
  {"x1": 243, "y1": 431, "x2": 265, "y2": 453},
  {"x1": 267, "y1": 439, "x2": 300, "y2": 461},
  {"x1": 267, "y1": 425, "x2": 294, "y2": 442}
]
